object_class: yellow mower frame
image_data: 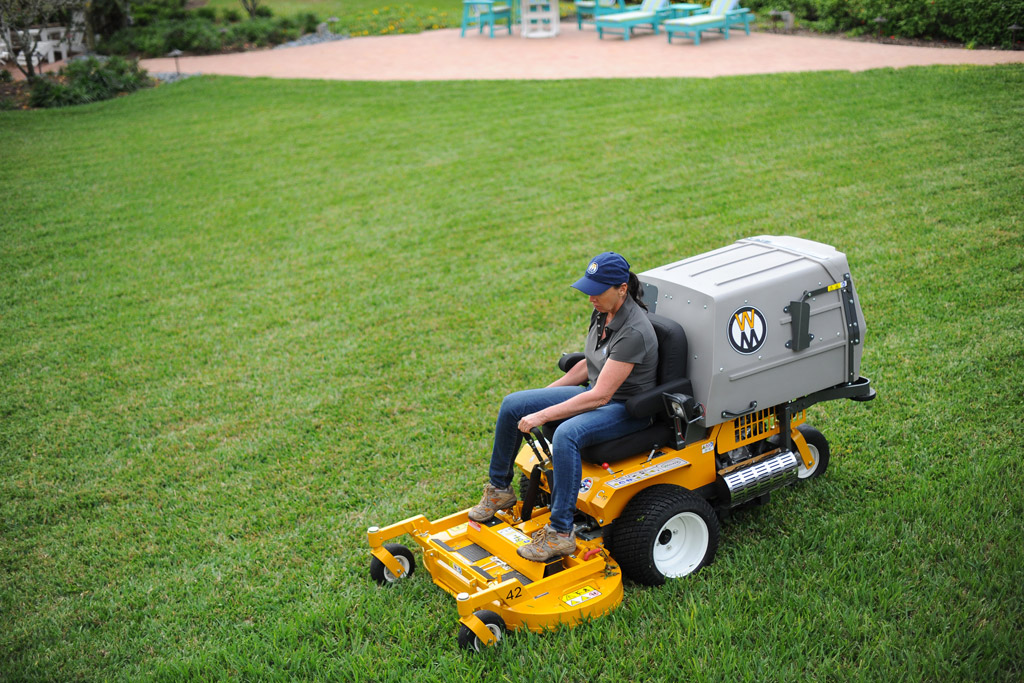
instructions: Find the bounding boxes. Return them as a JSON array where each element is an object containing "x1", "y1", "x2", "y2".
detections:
[{"x1": 368, "y1": 408, "x2": 818, "y2": 649}]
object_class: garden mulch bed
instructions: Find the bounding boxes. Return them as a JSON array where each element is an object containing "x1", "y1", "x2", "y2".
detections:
[{"x1": 0, "y1": 78, "x2": 31, "y2": 109}]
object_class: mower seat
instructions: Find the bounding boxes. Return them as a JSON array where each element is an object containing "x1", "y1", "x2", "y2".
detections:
[{"x1": 544, "y1": 313, "x2": 692, "y2": 464}]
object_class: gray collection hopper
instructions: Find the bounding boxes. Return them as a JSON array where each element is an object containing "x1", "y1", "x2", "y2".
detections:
[{"x1": 640, "y1": 236, "x2": 865, "y2": 428}]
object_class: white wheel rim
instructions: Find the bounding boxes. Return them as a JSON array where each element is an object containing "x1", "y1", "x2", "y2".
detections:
[
  {"x1": 797, "y1": 442, "x2": 820, "y2": 479},
  {"x1": 383, "y1": 556, "x2": 410, "y2": 582},
  {"x1": 472, "y1": 624, "x2": 502, "y2": 651},
  {"x1": 653, "y1": 511, "x2": 709, "y2": 578}
]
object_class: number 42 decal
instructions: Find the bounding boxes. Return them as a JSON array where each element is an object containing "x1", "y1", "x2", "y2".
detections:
[{"x1": 505, "y1": 586, "x2": 522, "y2": 601}]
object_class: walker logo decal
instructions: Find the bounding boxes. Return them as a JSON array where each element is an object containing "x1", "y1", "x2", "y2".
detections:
[
  {"x1": 728, "y1": 306, "x2": 767, "y2": 355},
  {"x1": 562, "y1": 586, "x2": 602, "y2": 607},
  {"x1": 579, "y1": 477, "x2": 594, "y2": 494}
]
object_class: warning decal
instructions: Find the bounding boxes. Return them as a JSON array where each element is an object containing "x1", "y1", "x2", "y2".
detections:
[
  {"x1": 605, "y1": 457, "x2": 690, "y2": 489},
  {"x1": 562, "y1": 586, "x2": 602, "y2": 607},
  {"x1": 498, "y1": 527, "x2": 533, "y2": 547}
]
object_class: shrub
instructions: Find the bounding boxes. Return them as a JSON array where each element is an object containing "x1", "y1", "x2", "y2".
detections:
[
  {"x1": 0, "y1": 69, "x2": 13, "y2": 83},
  {"x1": 295, "y1": 12, "x2": 320, "y2": 34},
  {"x1": 221, "y1": 7, "x2": 243, "y2": 23},
  {"x1": 164, "y1": 17, "x2": 224, "y2": 53},
  {"x1": 194, "y1": 6, "x2": 218, "y2": 21},
  {"x1": 131, "y1": 0, "x2": 189, "y2": 26},
  {"x1": 89, "y1": 0, "x2": 132, "y2": 36},
  {"x1": 225, "y1": 17, "x2": 299, "y2": 46},
  {"x1": 28, "y1": 56, "x2": 152, "y2": 108},
  {"x1": 745, "y1": 0, "x2": 1024, "y2": 47}
]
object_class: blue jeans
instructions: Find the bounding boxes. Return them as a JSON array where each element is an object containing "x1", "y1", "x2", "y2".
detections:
[{"x1": 488, "y1": 386, "x2": 652, "y2": 533}]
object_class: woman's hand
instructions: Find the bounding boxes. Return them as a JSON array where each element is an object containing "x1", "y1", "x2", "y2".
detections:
[{"x1": 518, "y1": 412, "x2": 545, "y2": 433}]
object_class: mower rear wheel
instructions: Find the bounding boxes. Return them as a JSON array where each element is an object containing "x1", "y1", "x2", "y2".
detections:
[
  {"x1": 796, "y1": 424, "x2": 830, "y2": 480},
  {"x1": 457, "y1": 610, "x2": 506, "y2": 652},
  {"x1": 612, "y1": 485, "x2": 719, "y2": 586},
  {"x1": 370, "y1": 543, "x2": 416, "y2": 585}
]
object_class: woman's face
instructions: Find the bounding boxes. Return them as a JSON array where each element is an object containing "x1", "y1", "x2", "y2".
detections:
[{"x1": 589, "y1": 283, "x2": 628, "y2": 314}]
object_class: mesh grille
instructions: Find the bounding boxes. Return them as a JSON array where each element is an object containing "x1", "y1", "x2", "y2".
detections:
[{"x1": 731, "y1": 407, "x2": 777, "y2": 447}]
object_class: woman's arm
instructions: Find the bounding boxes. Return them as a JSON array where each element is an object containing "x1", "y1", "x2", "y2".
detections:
[
  {"x1": 546, "y1": 357, "x2": 589, "y2": 389},
  {"x1": 518, "y1": 359, "x2": 635, "y2": 433}
]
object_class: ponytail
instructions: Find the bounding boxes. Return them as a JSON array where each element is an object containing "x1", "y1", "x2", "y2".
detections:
[{"x1": 627, "y1": 271, "x2": 648, "y2": 311}]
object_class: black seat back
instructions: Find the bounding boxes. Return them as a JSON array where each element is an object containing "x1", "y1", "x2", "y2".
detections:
[
  {"x1": 576, "y1": 313, "x2": 691, "y2": 464},
  {"x1": 648, "y1": 313, "x2": 688, "y2": 385}
]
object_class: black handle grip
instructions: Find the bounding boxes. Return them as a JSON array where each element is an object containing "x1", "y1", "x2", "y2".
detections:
[
  {"x1": 530, "y1": 427, "x2": 553, "y2": 459},
  {"x1": 721, "y1": 401, "x2": 758, "y2": 419}
]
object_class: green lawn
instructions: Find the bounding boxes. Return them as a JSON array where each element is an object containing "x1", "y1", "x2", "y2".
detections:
[{"x1": 1, "y1": 65, "x2": 1023, "y2": 680}]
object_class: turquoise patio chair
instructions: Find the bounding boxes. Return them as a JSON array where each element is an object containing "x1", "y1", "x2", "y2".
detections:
[
  {"x1": 575, "y1": 0, "x2": 626, "y2": 30},
  {"x1": 662, "y1": 0, "x2": 754, "y2": 45},
  {"x1": 594, "y1": 0, "x2": 670, "y2": 40},
  {"x1": 461, "y1": 0, "x2": 514, "y2": 37}
]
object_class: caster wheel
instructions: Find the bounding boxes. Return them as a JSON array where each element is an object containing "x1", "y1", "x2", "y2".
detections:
[
  {"x1": 457, "y1": 610, "x2": 506, "y2": 652},
  {"x1": 370, "y1": 543, "x2": 415, "y2": 585}
]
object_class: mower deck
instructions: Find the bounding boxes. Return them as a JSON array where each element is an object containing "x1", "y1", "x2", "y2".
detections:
[{"x1": 369, "y1": 502, "x2": 623, "y2": 639}]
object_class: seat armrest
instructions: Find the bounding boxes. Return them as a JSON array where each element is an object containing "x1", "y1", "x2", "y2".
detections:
[
  {"x1": 558, "y1": 352, "x2": 586, "y2": 373},
  {"x1": 625, "y1": 377, "x2": 692, "y2": 418}
]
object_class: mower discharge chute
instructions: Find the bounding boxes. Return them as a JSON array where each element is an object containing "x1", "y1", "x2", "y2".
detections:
[{"x1": 368, "y1": 236, "x2": 875, "y2": 650}]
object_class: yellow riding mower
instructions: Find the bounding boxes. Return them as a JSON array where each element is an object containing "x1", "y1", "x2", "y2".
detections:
[{"x1": 367, "y1": 236, "x2": 875, "y2": 650}]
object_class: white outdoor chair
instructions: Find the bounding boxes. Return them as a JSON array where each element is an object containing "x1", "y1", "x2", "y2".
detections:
[
  {"x1": 16, "y1": 49, "x2": 42, "y2": 68},
  {"x1": 41, "y1": 27, "x2": 70, "y2": 60}
]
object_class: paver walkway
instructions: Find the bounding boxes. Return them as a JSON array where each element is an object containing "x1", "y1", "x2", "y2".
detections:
[{"x1": 138, "y1": 26, "x2": 1024, "y2": 81}]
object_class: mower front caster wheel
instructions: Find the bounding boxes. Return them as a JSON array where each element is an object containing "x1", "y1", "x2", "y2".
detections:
[
  {"x1": 457, "y1": 610, "x2": 506, "y2": 652},
  {"x1": 370, "y1": 543, "x2": 416, "y2": 585}
]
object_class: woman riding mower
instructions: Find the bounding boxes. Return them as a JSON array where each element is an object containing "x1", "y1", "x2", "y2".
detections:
[{"x1": 469, "y1": 252, "x2": 659, "y2": 562}]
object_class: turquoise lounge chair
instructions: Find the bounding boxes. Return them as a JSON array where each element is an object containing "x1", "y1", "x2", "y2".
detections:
[
  {"x1": 662, "y1": 0, "x2": 753, "y2": 45},
  {"x1": 595, "y1": 0, "x2": 669, "y2": 40},
  {"x1": 460, "y1": 0, "x2": 513, "y2": 37},
  {"x1": 575, "y1": 0, "x2": 626, "y2": 30}
]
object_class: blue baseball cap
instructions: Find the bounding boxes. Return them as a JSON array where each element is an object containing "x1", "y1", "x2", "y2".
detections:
[{"x1": 571, "y1": 252, "x2": 631, "y2": 296}]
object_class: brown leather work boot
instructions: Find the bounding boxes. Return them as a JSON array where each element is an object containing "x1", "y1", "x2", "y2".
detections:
[
  {"x1": 468, "y1": 484, "x2": 517, "y2": 523},
  {"x1": 517, "y1": 525, "x2": 576, "y2": 562}
]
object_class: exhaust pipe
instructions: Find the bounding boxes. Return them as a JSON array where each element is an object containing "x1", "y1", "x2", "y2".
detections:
[{"x1": 717, "y1": 450, "x2": 799, "y2": 508}]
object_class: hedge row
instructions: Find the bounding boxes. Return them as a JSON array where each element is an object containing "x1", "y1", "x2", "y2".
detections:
[
  {"x1": 29, "y1": 56, "x2": 152, "y2": 108},
  {"x1": 98, "y1": 0, "x2": 320, "y2": 57},
  {"x1": 744, "y1": 0, "x2": 1024, "y2": 48}
]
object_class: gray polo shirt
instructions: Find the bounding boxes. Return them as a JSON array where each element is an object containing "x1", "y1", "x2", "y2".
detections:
[{"x1": 585, "y1": 296, "x2": 659, "y2": 401}]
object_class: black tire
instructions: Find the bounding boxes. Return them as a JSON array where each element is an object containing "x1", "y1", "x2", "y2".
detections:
[
  {"x1": 518, "y1": 472, "x2": 550, "y2": 508},
  {"x1": 611, "y1": 485, "x2": 720, "y2": 586},
  {"x1": 370, "y1": 543, "x2": 415, "y2": 585},
  {"x1": 796, "y1": 424, "x2": 830, "y2": 480},
  {"x1": 457, "y1": 610, "x2": 506, "y2": 652}
]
